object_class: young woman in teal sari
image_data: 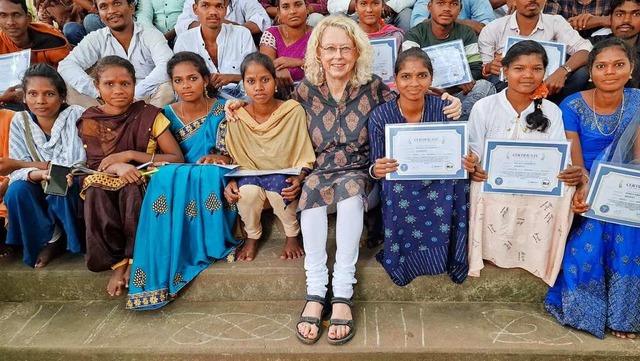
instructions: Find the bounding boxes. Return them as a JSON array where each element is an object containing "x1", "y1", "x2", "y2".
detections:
[{"x1": 126, "y1": 52, "x2": 240, "y2": 310}]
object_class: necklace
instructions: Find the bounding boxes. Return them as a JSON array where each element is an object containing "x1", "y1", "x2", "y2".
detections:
[
  {"x1": 592, "y1": 89, "x2": 624, "y2": 137},
  {"x1": 281, "y1": 24, "x2": 308, "y2": 45},
  {"x1": 180, "y1": 98, "x2": 210, "y2": 124},
  {"x1": 398, "y1": 100, "x2": 425, "y2": 123},
  {"x1": 250, "y1": 103, "x2": 278, "y2": 123}
]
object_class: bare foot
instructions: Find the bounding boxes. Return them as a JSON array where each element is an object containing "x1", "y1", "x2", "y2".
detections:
[
  {"x1": 34, "y1": 241, "x2": 65, "y2": 268},
  {"x1": 611, "y1": 330, "x2": 637, "y2": 339},
  {"x1": 107, "y1": 265, "x2": 127, "y2": 297},
  {"x1": 237, "y1": 238, "x2": 259, "y2": 261},
  {"x1": 280, "y1": 236, "x2": 304, "y2": 260},
  {"x1": 297, "y1": 301, "x2": 323, "y2": 341},
  {"x1": 123, "y1": 263, "x2": 132, "y2": 289},
  {"x1": 328, "y1": 303, "x2": 353, "y2": 341}
]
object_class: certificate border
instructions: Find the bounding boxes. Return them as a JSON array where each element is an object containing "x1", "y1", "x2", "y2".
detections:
[
  {"x1": 482, "y1": 139, "x2": 570, "y2": 197},
  {"x1": 500, "y1": 37, "x2": 566, "y2": 81},
  {"x1": 422, "y1": 39, "x2": 473, "y2": 89},
  {"x1": 370, "y1": 38, "x2": 397, "y2": 87},
  {"x1": 384, "y1": 122, "x2": 468, "y2": 181},
  {"x1": 583, "y1": 162, "x2": 640, "y2": 228},
  {"x1": 0, "y1": 49, "x2": 31, "y2": 93}
]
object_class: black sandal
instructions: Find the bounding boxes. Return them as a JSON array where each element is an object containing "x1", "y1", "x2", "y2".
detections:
[
  {"x1": 295, "y1": 294, "x2": 328, "y2": 345},
  {"x1": 327, "y1": 297, "x2": 355, "y2": 345}
]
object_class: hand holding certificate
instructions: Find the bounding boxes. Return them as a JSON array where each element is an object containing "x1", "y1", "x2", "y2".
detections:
[
  {"x1": 482, "y1": 140, "x2": 571, "y2": 197},
  {"x1": 384, "y1": 123, "x2": 468, "y2": 180},
  {"x1": 583, "y1": 162, "x2": 640, "y2": 228}
]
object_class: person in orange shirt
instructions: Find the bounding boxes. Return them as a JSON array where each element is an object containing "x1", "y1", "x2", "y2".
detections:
[
  {"x1": 0, "y1": 0, "x2": 71, "y2": 107},
  {"x1": 0, "y1": 108, "x2": 14, "y2": 257}
]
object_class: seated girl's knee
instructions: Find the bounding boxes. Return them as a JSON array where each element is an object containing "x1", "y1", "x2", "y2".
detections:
[{"x1": 4, "y1": 180, "x2": 36, "y2": 204}]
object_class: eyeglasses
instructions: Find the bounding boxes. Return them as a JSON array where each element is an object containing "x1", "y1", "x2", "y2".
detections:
[{"x1": 320, "y1": 45, "x2": 355, "y2": 56}]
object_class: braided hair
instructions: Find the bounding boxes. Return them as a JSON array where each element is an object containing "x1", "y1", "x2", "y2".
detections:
[{"x1": 502, "y1": 40, "x2": 550, "y2": 132}]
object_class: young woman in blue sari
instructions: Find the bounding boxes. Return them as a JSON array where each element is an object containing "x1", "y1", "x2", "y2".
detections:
[
  {"x1": 369, "y1": 48, "x2": 472, "y2": 286},
  {"x1": 545, "y1": 38, "x2": 640, "y2": 339},
  {"x1": 126, "y1": 52, "x2": 241, "y2": 310}
]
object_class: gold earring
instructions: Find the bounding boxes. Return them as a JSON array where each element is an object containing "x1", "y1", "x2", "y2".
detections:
[{"x1": 204, "y1": 85, "x2": 210, "y2": 98}]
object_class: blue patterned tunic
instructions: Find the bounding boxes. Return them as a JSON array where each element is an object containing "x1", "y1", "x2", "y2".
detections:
[{"x1": 368, "y1": 96, "x2": 470, "y2": 286}]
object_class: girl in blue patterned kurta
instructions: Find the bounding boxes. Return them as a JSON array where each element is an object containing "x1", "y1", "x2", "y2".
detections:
[
  {"x1": 369, "y1": 48, "x2": 471, "y2": 286},
  {"x1": 545, "y1": 38, "x2": 640, "y2": 339}
]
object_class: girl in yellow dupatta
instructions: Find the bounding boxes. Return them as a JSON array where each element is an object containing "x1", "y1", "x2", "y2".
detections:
[{"x1": 224, "y1": 52, "x2": 315, "y2": 262}]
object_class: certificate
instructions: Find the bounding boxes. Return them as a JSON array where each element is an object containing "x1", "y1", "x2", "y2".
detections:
[
  {"x1": 422, "y1": 40, "x2": 473, "y2": 88},
  {"x1": 502, "y1": 37, "x2": 566, "y2": 80},
  {"x1": 0, "y1": 49, "x2": 30, "y2": 93},
  {"x1": 385, "y1": 122, "x2": 468, "y2": 180},
  {"x1": 583, "y1": 162, "x2": 640, "y2": 228},
  {"x1": 482, "y1": 140, "x2": 570, "y2": 197},
  {"x1": 371, "y1": 38, "x2": 397, "y2": 87}
]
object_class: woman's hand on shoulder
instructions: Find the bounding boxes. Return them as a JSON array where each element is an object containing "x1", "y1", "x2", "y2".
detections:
[
  {"x1": 223, "y1": 180, "x2": 240, "y2": 204},
  {"x1": 112, "y1": 163, "x2": 143, "y2": 185},
  {"x1": 558, "y1": 165, "x2": 585, "y2": 187},
  {"x1": 197, "y1": 155, "x2": 231, "y2": 165},
  {"x1": 224, "y1": 99, "x2": 248, "y2": 122},
  {"x1": 441, "y1": 93, "x2": 462, "y2": 120},
  {"x1": 571, "y1": 183, "x2": 590, "y2": 214},
  {"x1": 373, "y1": 158, "x2": 399, "y2": 179}
]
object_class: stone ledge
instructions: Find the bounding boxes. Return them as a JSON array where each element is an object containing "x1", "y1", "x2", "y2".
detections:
[
  {"x1": 0, "y1": 301, "x2": 637, "y2": 361},
  {"x1": 0, "y1": 243, "x2": 548, "y2": 303}
]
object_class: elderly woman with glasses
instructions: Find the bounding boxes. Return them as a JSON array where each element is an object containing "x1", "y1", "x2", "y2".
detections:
[{"x1": 291, "y1": 15, "x2": 462, "y2": 345}]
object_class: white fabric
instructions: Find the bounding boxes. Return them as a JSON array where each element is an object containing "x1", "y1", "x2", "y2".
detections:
[
  {"x1": 301, "y1": 195, "x2": 364, "y2": 299},
  {"x1": 8, "y1": 106, "x2": 87, "y2": 184},
  {"x1": 58, "y1": 22, "x2": 173, "y2": 100},
  {"x1": 468, "y1": 89, "x2": 566, "y2": 159},
  {"x1": 174, "y1": 24, "x2": 256, "y2": 76},
  {"x1": 175, "y1": 0, "x2": 271, "y2": 35},
  {"x1": 478, "y1": 12, "x2": 593, "y2": 64}
]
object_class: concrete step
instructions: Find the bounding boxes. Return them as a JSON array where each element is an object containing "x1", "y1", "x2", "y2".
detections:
[
  {"x1": 0, "y1": 300, "x2": 637, "y2": 361},
  {"x1": 0, "y1": 238, "x2": 548, "y2": 303}
]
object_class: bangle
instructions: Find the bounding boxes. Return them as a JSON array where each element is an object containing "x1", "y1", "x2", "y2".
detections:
[
  {"x1": 581, "y1": 172, "x2": 590, "y2": 184},
  {"x1": 27, "y1": 171, "x2": 37, "y2": 183},
  {"x1": 150, "y1": 152, "x2": 156, "y2": 164},
  {"x1": 369, "y1": 164, "x2": 381, "y2": 180}
]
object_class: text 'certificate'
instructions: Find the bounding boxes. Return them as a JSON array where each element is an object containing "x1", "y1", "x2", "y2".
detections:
[
  {"x1": 482, "y1": 139, "x2": 570, "y2": 197},
  {"x1": 385, "y1": 122, "x2": 468, "y2": 181}
]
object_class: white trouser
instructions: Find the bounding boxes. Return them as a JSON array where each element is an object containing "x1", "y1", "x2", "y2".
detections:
[{"x1": 300, "y1": 195, "x2": 364, "y2": 299}]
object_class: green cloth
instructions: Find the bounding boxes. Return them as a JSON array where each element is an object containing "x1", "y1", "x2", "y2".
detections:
[{"x1": 135, "y1": 0, "x2": 186, "y2": 34}]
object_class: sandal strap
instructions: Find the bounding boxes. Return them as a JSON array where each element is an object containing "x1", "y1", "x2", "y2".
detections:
[
  {"x1": 297, "y1": 316, "x2": 321, "y2": 327},
  {"x1": 329, "y1": 318, "x2": 354, "y2": 327},
  {"x1": 305, "y1": 294, "x2": 327, "y2": 304},
  {"x1": 330, "y1": 297, "x2": 354, "y2": 307}
]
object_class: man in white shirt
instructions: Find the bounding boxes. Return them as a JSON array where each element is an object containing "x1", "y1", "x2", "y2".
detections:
[
  {"x1": 175, "y1": 0, "x2": 270, "y2": 37},
  {"x1": 327, "y1": 0, "x2": 415, "y2": 33},
  {"x1": 174, "y1": 0, "x2": 256, "y2": 98},
  {"x1": 59, "y1": 0, "x2": 174, "y2": 108},
  {"x1": 478, "y1": 0, "x2": 593, "y2": 101}
]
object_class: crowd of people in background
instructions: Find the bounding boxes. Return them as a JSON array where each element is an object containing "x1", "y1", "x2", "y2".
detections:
[{"x1": 0, "y1": 0, "x2": 639, "y2": 346}]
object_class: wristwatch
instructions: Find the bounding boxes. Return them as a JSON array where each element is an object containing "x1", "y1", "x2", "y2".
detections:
[{"x1": 561, "y1": 64, "x2": 573, "y2": 74}]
